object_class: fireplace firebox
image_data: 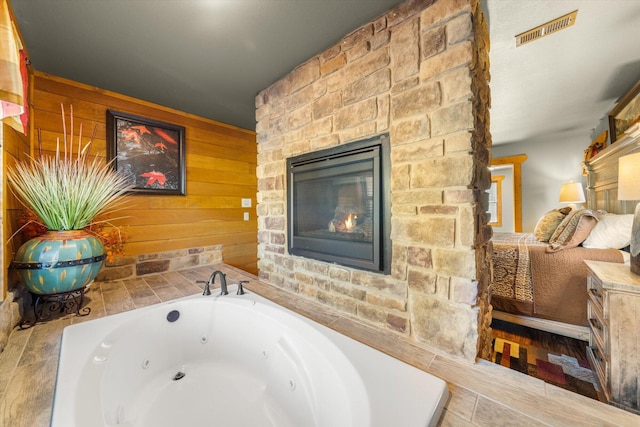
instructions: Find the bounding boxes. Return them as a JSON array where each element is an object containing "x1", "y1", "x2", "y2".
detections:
[{"x1": 287, "y1": 134, "x2": 390, "y2": 273}]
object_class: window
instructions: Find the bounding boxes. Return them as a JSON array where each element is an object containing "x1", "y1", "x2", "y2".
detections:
[
  {"x1": 488, "y1": 175, "x2": 504, "y2": 226},
  {"x1": 491, "y1": 154, "x2": 527, "y2": 232}
]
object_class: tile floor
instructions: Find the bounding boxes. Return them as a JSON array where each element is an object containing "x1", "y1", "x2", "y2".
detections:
[{"x1": 0, "y1": 263, "x2": 639, "y2": 426}]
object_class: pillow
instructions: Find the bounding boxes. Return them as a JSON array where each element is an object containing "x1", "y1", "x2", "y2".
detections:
[
  {"x1": 533, "y1": 207, "x2": 572, "y2": 242},
  {"x1": 547, "y1": 209, "x2": 599, "y2": 252},
  {"x1": 549, "y1": 208, "x2": 585, "y2": 242},
  {"x1": 582, "y1": 214, "x2": 634, "y2": 249}
]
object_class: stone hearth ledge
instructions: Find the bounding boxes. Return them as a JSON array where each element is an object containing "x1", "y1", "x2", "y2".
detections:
[{"x1": 218, "y1": 264, "x2": 639, "y2": 426}]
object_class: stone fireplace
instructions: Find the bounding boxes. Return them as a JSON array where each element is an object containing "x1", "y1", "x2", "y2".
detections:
[
  {"x1": 256, "y1": 0, "x2": 492, "y2": 362},
  {"x1": 287, "y1": 134, "x2": 391, "y2": 273}
]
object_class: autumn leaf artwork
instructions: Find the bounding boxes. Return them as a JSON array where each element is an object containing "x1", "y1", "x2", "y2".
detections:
[{"x1": 107, "y1": 110, "x2": 186, "y2": 195}]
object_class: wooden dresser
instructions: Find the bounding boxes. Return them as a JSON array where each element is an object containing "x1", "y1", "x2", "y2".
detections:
[{"x1": 585, "y1": 260, "x2": 640, "y2": 413}]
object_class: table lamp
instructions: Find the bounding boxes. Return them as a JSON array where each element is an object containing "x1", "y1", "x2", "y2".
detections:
[
  {"x1": 559, "y1": 181, "x2": 585, "y2": 209},
  {"x1": 618, "y1": 152, "x2": 640, "y2": 275}
]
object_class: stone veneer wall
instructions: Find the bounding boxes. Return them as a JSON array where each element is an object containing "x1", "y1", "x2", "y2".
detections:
[
  {"x1": 95, "y1": 245, "x2": 224, "y2": 282},
  {"x1": 255, "y1": 0, "x2": 492, "y2": 362}
]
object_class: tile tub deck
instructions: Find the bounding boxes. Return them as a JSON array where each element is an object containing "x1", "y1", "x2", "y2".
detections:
[{"x1": 0, "y1": 263, "x2": 638, "y2": 426}]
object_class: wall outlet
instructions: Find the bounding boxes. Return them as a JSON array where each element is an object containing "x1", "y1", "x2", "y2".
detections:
[
  {"x1": 241, "y1": 198, "x2": 252, "y2": 208},
  {"x1": 243, "y1": 212, "x2": 249, "y2": 221}
]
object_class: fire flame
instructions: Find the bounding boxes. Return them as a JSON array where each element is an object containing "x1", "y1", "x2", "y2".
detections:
[{"x1": 344, "y1": 214, "x2": 357, "y2": 231}]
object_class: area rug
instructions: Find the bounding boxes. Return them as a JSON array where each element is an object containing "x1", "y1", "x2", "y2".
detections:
[{"x1": 492, "y1": 337, "x2": 602, "y2": 400}]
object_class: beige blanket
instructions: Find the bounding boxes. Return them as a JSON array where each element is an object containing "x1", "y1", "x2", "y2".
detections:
[
  {"x1": 491, "y1": 232, "x2": 624, "y2": 326},
  {"x1": 529, "y1": 244, "x2": 623, "y2": 326}
]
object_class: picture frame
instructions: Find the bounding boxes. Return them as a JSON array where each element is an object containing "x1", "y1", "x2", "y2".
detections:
[
  {"x1": 609, "y1": 80, "x2": 640, "y2": 143},
  {"x1": 107, "y1": 110, "x2": 186, "y2": 195}
]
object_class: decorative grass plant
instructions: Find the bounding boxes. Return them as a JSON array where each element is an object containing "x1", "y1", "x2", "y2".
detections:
[
  {"x1": 8, "y1": 105, "x2": 134, "y2": 295},
  {"x1": 7, "y1": 104, "x2": 132, "y2": 232}
]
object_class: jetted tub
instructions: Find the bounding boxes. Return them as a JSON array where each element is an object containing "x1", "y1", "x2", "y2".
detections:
[{"x1": 52, "y1": 285, "x2": 449, "y2": 426}]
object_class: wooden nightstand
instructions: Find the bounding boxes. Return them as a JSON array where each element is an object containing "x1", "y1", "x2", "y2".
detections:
[{"x1": 585, "y1": 260, "x2": 640, "y2": 414}]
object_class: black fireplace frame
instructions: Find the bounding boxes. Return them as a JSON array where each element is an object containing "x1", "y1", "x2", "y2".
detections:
[{"x1": 287, "y1": 134, "x2": 391, "y2": 274}]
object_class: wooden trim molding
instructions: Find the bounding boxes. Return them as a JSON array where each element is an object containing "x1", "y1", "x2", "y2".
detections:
[
  {"x1": 492, "y1": 310, "x2": 589, "y2": 341},
  {"x1": 491, "y1": 154, "x2": 527, "y2": 232}
]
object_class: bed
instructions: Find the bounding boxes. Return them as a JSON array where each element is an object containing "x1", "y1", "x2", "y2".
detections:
[
  {"x1": 491, "y1": 232, "x2": 625, "y2": 339},
  {"x1": 490, "y1": 123, "x2": 640, "y2": 340}
]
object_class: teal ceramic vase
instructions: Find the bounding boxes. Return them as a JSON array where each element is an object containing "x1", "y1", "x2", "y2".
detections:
[{"x1": 12, "y1": 230, "x2": 106, "y2": 295}]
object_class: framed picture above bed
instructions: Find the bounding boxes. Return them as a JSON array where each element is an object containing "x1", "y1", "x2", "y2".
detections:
[{"x1": 609, "y1": 80, "x2": 640, "y2": 144}]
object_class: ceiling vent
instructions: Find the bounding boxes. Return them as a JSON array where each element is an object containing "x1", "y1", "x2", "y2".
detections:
[{"x1": 515, "y1": 10, "x2": 578, "y2": 47}]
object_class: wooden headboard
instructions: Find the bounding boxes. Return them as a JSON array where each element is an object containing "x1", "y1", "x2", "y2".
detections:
[{"x1": 583, "y1": 123, "x2": 640, "y2": 214}]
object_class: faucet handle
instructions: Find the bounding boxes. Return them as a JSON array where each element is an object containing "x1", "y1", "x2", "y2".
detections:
[
  {"x1": 237, "y1": 280, "x2": 248, "y2": 295},
  {"x1": 196, "y1": 280, "x2": 211, "y2": 296}
]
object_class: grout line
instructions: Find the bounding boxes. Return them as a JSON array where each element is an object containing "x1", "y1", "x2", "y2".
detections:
[
  {"x1": 119, "y1": 280, "x2": 138, "y2": 310},
  {"x1": 0, "y1": 327, "x2": 33, "y2": 396},
  {"x1": 469, "y1": 391, "x2": 479, "y2": 425},
  {"x1": 97, "y1": 284, "x2": 107, "y2": 318}
]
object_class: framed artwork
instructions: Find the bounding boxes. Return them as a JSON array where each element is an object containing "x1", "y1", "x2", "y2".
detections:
[
  {"x1": 107, "y1": 110, "x2": 186, "y2": 195},
  {"x1": 609, "y1": 80, "x2": 640, "y2": 143}
]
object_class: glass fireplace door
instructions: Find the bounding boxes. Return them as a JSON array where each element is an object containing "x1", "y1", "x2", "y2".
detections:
[{"x1": 287, "y1": 135, "x2": 390, "y2": 273}]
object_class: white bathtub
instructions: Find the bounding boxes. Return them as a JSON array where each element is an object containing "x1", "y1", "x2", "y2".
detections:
[{"x1": 52, "y1": 286, "x2": 448, "y2": 426}]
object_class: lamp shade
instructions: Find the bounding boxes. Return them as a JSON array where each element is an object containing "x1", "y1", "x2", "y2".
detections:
[
  {"x1": 618, "y1": 152, "x2": 640, "y2": 201},
  {"x1": 559, "y1": 181, "x2": 585, "y2": 203}
]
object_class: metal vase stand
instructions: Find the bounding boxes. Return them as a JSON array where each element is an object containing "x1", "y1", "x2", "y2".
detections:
[
  {"x1": 20, "y1": 287, "x2": 91, "y2": 328},
  {"x1": 12, "y1": 249, "x2": 105, "y2": 328}
]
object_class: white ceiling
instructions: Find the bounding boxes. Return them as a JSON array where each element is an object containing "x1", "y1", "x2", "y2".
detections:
[
  {"x1": 484, "y1": 0, "x2": 640, "y2": 146},
  {"x1": 11, "y1": 0, "x2": 640, "y2": 147}
]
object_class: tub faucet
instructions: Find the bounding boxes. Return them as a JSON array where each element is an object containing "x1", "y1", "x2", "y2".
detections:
[
  {"x1": 209, "y1": 270, "x2": 228, "y2": 296},
  {"x1": 197, "y1": 270, "x2": 228, "y2": 296}
]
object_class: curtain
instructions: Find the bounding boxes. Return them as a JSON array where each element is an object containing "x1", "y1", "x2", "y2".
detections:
[{"x1": 0, "y1": 0, "x2": 28, "y2": 134}]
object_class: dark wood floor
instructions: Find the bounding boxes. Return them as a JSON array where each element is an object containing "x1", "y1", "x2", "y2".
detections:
[{"x1": 491, "y1": 318, "x2": 589, "y2": 361}]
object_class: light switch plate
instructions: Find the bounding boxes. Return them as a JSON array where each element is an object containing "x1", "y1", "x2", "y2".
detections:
[
  {"x1": 243, "y1": 212, "x2": 249, "y2": 221},
  {"x1": 241, "y1": 198, "x2": 252, "y2": 208}
]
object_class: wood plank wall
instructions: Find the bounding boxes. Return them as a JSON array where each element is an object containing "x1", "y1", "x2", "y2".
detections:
[
  {"x1": 2, "y1": 122, "x2": 30, "y2": 298},
  {"x1": 29, "y1": 71, "x2": 258, "y2": 274}
]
